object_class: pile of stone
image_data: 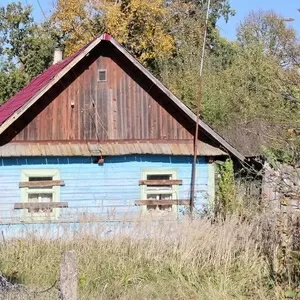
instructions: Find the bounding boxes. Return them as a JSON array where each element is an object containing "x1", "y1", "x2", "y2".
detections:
[{"x1": 0, "y1": 274, "x2": 23, "y2": 292}]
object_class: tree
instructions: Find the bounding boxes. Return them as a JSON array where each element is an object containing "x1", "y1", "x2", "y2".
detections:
[
  {"x1": 52, "y1": 0, "x2": 235, "y2": 69},
  {"x1": 203, "y1": 45, "x2": 290, "y2": 127},
  {"x1": 52, "y1": 0, "x2": 174, "y2": 67},
  {"x1": 158, "y1": 0, "x2": 236, "y2": 110},
  {"x1": 236, "y1": 10, "x2": 300, "y2": 111},
  {"x1": 168, "y1": 0, "x2": 234, "y2": 25},
  {"x1": 51, "y1": 0, "x2": 102, "y2": 57},
  {"x1": 208, "y1": 11, "x2": 300, "y2": 157},
  {"x1": 0, "y1": 2, "x2": 56, "y2": 103},
  {"x1": 237, "y1": 10, "x2": 299, "y2": 67},
  {"x1": 159, "y1": 8, "x2": 300, "y2": 160},
  {"x1": 0, "y1": 61, "x2": 27, "y2": 104}
]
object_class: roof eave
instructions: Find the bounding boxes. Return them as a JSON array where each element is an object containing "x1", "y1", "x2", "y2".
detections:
[{"x1": 0, "y1": 34, "x2": 245, "y2": 162}]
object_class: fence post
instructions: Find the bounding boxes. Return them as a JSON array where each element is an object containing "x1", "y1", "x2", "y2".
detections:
[{"x1": 59, "y1": 250, "x2": 78, "y2": 300}]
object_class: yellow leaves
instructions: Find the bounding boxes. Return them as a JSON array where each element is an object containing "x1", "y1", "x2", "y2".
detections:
[
  {"x1": 52, "y1": 0, "x2": 174, "y2": 64},
  {"x1": 52, "y1": 0, "x2": 96, "y2": 56},
  {"x1": 103, "y1": 0, "x2": 174, "y2": 63},
  {"x1": 53, "y1": 0, "x2": 86, "y2": 36},
  {"x1": 104, "y1": 3, "x2": 127, "y2": 44}
]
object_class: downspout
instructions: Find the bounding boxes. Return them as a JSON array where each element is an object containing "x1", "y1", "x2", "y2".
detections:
[{"x1": 190, "y1": 0, "x2": 211, "y2": 215}]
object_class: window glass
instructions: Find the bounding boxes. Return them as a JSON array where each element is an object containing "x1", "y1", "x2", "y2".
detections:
[
  {"x1": 98, "y1": 70, "x2": 107, "y2": 81},
  {"x1": 20, "y1": 169, "x2": 60, "y2": 221},
  {"x1": 141, "y1": 170, "x2": 178, "y2": 212}
]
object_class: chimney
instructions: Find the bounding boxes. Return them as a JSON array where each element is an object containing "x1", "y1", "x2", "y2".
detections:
[{"x1": 53, "y1": 47, "x2": 63, "y2": 64}]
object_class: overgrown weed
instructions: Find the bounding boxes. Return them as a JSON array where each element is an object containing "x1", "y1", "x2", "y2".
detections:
[{"x1": 0, "y1": 216, "x2": 287, "y2": 299}]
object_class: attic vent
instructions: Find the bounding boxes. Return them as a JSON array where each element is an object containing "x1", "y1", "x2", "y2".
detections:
[{"x1": 98, "y1": 69, "x2": 107, "y2": 82}]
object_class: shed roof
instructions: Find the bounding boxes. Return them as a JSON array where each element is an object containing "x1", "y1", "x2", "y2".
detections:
[{"x1": 0, "y1": 34, "x2": 245, "y2": 161}]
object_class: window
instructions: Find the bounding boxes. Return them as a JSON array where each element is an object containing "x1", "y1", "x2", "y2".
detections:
[
  {"x1": 140, "y1": 169, "x2": 179, "y2": 212},
  {"x1": 20, "y1": 169, "x2": 61, "y2": 221},
  {"x1": 98, "y1": 69, "x2": 107, "y2": 82}
]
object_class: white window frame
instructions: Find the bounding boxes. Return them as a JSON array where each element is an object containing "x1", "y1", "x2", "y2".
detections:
[
  {"x1": 140, "y1": 169, "x2": 179, "y2": 213},
  {"x1": 20, "y1": 169, "x2": 61, "y2": 221}
]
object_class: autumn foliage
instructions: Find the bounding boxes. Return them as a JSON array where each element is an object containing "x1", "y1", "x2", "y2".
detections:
[{"x1": 52, "y1": 0, "x2": 174, "y2": 63}]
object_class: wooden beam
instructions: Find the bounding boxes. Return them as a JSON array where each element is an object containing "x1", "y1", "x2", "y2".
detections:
[
  {"x1": 135, "y1": 200, "x2": 190, "y2": 206},
  {"x1": 19, "y1": 180, "x2": 65, "y2": 188},
  {"x1": 14, "y1": 202, "x2": 68, "y2": 210},
  {"x1": 139, "y1": 180, "x2": 182, "y2": 186}
]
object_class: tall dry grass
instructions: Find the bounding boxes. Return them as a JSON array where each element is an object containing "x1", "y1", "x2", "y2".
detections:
[{"x1": 0, "y1": 216, "x2": 286, "y2": 299}]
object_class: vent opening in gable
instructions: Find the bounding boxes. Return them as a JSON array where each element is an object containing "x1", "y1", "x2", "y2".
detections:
[{"x1": 98, "y1": 70, "x2": 107, "y2": 82}]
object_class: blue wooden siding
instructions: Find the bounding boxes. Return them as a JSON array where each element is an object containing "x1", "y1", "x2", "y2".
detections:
[{"x1": 0, "y1": 155, "x2": 210, "y2": 235}]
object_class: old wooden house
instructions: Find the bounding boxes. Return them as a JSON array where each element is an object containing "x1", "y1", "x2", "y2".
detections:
[{"x1": 0, "y1": 34, "x2": 245, "y2": 236}]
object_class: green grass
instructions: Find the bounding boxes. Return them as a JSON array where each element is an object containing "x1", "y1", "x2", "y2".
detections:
[{"x1": 0, "y1": 217, "x2": 286, "y2": 299}]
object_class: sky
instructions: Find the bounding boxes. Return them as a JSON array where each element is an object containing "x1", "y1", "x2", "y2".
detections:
[
  {"x1": 217, "y1": 0, "x2": 300, "y2": 40},
  {"x1": 2, "y1": 0, "x2": 300, "y2": 40}
]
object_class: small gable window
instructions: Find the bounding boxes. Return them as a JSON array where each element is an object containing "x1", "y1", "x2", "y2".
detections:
[{"x1": 98, "y1": 69, "x2": 107, "y2": 82}]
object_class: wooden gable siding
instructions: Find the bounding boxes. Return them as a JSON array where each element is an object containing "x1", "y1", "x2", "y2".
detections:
[{"x1": 7, "y1": 43, "x2": 193, "y2": 143}]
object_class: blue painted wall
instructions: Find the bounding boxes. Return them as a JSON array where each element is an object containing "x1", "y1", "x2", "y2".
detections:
[{"x1": 0, "y1": 155, "x2": 210, "y2": 235}]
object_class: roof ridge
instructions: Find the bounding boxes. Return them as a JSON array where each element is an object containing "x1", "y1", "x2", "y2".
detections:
[{"x1": 0, "y1": 33, "x2": 245, "y2": 161}]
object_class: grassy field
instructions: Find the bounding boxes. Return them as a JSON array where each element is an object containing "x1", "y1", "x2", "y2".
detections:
[{"x1": 0, "y1": 216, "x2": 290, "y2": 299}]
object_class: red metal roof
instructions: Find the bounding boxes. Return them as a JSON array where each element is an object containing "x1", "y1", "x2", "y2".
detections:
[{"x1": 0, "y1": 41, "x2": 93, "y2": 125}]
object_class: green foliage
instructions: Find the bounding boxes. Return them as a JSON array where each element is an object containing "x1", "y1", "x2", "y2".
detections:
[
  {"x1": 177, "y1": 0, "x2": 235, "y2": 25},
  {"x1": 262, "y1": 135, "x2": 300, "y2": 166},
  {"x1": 0, "y1": 2, "x2": 56, "y2": 103},
  {"x1": 237, "y1": 10, "x2": 297, "y2": 65},
  {"x1": 160, "y1": 8, "x2": 300, "y2": 160},
  {"x1": 215, "y1": 159, "x2": 239, "y2": 218},
  {"x1": 203, "y1": 45, "x2": 292, "y2": 127},
  {"x1": 0, "y1": 61, "x2": 28, "y2": 103},
  {"x1": 262, "y1": 147, "x2": 292, "y2": 167}
]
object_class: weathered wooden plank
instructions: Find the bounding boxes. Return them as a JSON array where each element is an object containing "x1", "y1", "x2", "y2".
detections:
[
  {"x1": 10, "y1": 41, "x2": 198, "y2": 145},
  {"x1": 141, "y1": 86, "x2": 146, "y2": 139},
  {"x1": 139, "y1": 180, "x2": 183, "y2": 186},
  {"x1": 79, "y1": 70, "x2": 85, "y2": 140},
  {"x1": 126, "y1": 73, "x2": 131, "y2": 139},
  {"x1": 19, "y1": 180, "x2": 65, "y2": 188},
  {"x1": 84, "y1": 67, "x2": 90, "y2": 140},
  {"x1": 135, "y1": 200, "x2": 190, "y2": 206},
  {"x1": 14, "y1": 202, "x2": 69, "y2": 209},
  {"x1": 102, "y1": 88, "x2": 108, "y2": 139},
  {"x1": 107, "y1": 88, "x2": 114, "y2": 139},
  {"x1": 89, "y1": 67, "x2": 94, "y2": 140},
  {"x1": 0, "y1": 36, "x2": 103, "y2": 136},
  {"x1": 78, "y1": 76, "x2": 82, "y2": 140},
  {"x1": 93, "y1": 62, "x2": 98, "y2": 140}
]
